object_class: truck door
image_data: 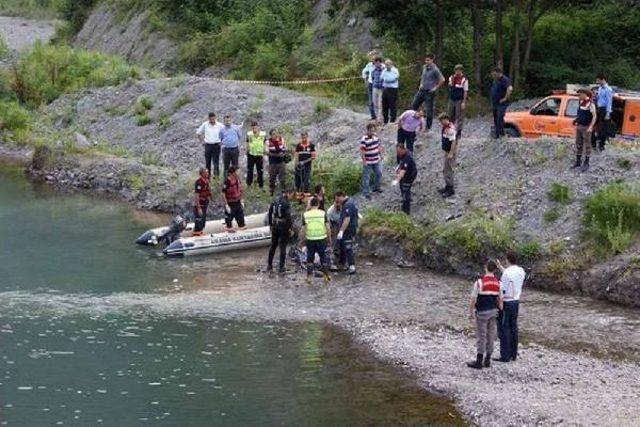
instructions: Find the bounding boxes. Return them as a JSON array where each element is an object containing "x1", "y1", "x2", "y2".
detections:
[
  {"x1": 560, "y1": 98, "x2": 579, "y2": 137},
  {"x1": 529, "y1": 97, "x2": 562, "y2": 137}
]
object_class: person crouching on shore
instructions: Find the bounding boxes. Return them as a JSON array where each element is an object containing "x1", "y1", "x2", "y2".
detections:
[{"x1": 467, "y1": 259, "x2": 503, "y2": 369}]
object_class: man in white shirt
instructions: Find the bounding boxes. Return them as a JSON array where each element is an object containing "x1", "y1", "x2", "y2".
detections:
[
  {"x1": 196, "y1": 112, "x2": 224, "y2": 178},
  {"x1": 361, "y1": 50, "x2": 378, "y2": 120},
  {"x1": 495, "y1": 251, "x2": 526, "y2": 362}
]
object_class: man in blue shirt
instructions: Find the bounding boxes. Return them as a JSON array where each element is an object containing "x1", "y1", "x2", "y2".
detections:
[
  {"x1": 361, "y1": 50, "x2": 378, "y2": 120},
  {"x1": 593, "y1": 74, "x2": 614, "y2": 151},
  {"x1": 218, "y1": 114, "x2": 243, "y2": 177},
  {"x1": 381, "y1": 59, "x2": 400, "y2": 126},
  {"x1": 490, "y1": 67, "x2": 513, "y2": 139},
  {"x1": 371, "y1": 56, "x2": 384, "y2": 123},
  {"x1": 334, "y1": 191, "x2": 358, "y2": 275}
]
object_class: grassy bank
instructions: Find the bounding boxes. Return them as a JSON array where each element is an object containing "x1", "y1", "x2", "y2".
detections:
[{"x1": 0, "y1": 0, "x2": 58, "y2": 19}]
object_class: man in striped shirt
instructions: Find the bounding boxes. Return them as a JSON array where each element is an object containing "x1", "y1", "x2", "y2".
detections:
[{"x1": 360, "y1": 123, "x2": 384, "y2": 199}]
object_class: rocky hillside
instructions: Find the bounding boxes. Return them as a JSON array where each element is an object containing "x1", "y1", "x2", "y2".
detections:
[
  {"x1": 10, "y1": 73, "x2": 638, "y2": 307},
  {"x1": 73, "y1": 3, "x2": 176, "y2": 69}
]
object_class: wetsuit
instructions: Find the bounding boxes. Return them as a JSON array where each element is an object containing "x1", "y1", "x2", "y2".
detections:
[
  {"x1": 267, "y1": 195, "x2": 293, "y2": 272},
  {"x1": 338, "y1": 197, "x2": 359, "y2": 268}
]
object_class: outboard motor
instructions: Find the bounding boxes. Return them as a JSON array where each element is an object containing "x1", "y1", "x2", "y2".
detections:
[{"x1": 159, "y1": 215, "x2": 187, "y2": 246}]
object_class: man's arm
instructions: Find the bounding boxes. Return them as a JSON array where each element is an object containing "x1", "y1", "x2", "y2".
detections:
[
  {"x1": 267, "y1": 203, "x2": 274, "y2": 227},
  {"x1": 589, "y1": 103, "x2": 597, "y2": 131},
  {"x1": 501, "y1": 86, "x2": 513, "y2": 104},
  {"x1": 606, "y1": 88, "x2": 613, "y2": 117},
  {"x1": 435, "y1": 70, "x2": 445, "y2": 91},
  {"x1": 196, "y1": 124, "x2": 205, "y2": 144},
  {"x1": 462, "y1": 79, "x2": 469, "y2": 107},
  {"x1": 397, "y1": 168, "x2": 406, "y2": 181},
  {"x1": 325, "y1": 222, "x2": 332, "y2": 245},
  {"x1": 339, "y1": 216, "x2": 351, "y2": 233}
]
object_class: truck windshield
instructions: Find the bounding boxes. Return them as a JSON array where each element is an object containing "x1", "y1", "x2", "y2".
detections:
[{"x1": 532, "y1": 98, "x2": 561, "y2": 116}]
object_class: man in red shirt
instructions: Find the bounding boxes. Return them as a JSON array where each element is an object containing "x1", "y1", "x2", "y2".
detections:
[
  {"x1": 193, "y1": 167, "x2": 212, "y2": 236},
  {"x1": 221, "y1": 166, "x2": 246, "y2": 232},
  {"x1": 294, "y1": 131, "x2": 316, "y2": 196}
]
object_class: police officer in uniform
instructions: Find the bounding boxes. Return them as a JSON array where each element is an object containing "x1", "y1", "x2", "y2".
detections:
[
  {"x1": 334, "y1": 191, "x2": 358, "y2": 274},
  {"x1": 394, "y1": 144, "x2": 417, "y2": 215},
  {"x1": 267, "y1": 188, "x2": 295, "y2": 274},
  {"x1": 193, "y1": 167, "x2": 212, "y2": 236},
  {"x1": 467, "y1": 260, "x2": 503, "y2": 369},
  {"x1": 302, "y1": 197, "x2": 331, "y2": 284}
]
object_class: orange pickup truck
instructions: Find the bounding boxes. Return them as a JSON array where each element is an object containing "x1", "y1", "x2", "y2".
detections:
[{"x1": 504, "y1": 86, "x2": 640, "y2": 140}]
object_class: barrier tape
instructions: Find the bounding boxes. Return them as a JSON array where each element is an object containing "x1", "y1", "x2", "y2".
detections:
[{"x1": 209, "y1": 76, "x2": 361, "y2": 86}]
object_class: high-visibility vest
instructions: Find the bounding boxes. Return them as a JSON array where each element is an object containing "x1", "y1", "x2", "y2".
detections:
[
  {"x1": 247, "y1": 131, "x2": 266, "y2": 157},
  {"x1": 304, "y1": 209, "x2": 327, "y2": 241}
]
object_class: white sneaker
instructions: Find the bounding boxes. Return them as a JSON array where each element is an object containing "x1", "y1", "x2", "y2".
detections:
[{"x1": 348, "y1": 265, "x2": 356, "y2": 275}]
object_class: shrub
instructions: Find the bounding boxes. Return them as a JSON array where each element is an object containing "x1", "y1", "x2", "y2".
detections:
[
  {"x1": 314, "y1": 157, "x2": 362, "y2": 198},
  {"x1": 585, "y1": 182, "x2": 640, "y2": 253},
  {"x1": 360, "y1": 208, "x2": 425, "y2": 251},
  {"x1": 0, "y1": 100, "x2": 31, "y2": 131},
  {"x1": 432, "y1": 214, "x2": 514, "y2": 259},
  {"x1": 136, "y1": 114, "x2": 152, "y2": 126},
  {"x1": 158, "y1": 114, "x2": 171, "y2": 131},
  {"x1": 10, "y1": 43, "x2": 141, "y2": 107},
  {"x1": 0, "y1": 33, "x2": 8, "y2": 60},
  {"x1": 141, "y1": 151, "x2": 163, "y2": 166},
  {"x1": 134, "y1": 95, "x2": 154, "y2": 114},
  {"x1": 172, "y1": 93, "x2": 193, "y2": 111},
  {"x1": 313, "y1": 101, "x2": 333, "y2": 122},
  {"x1": 543, "y1": 206, "x2": 561, "y2": 223},
  {"x1": 547, "y1": 182, "x2": 571, "y2": 204},
  {"x1": 127, "y1": 174, "x2": 144, "y2": 191},
  {"x1": 616, "y1": 158, "x2": 632, "y2": 170},
  {"x1": 517, "y1": 241, "x2": 543, "y2": 264}
]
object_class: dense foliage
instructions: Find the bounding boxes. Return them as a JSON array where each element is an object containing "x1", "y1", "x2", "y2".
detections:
[{"x1": 7, "y1": 42, "x2": 141, "y2": 106}]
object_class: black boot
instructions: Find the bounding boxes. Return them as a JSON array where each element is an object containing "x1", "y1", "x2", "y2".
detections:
[
  {"x1": 581, "y1": 156, "x2": 590, "y2": 172},
  {"x1": 483, "y1": 353, "x2": 491, "y2": 368},
  {"x1": 466, "y1": 353, "x2": 483, "y2": 369},
  {"x1": 571, "y1": 155, "x2": 581, "y2": 169}
]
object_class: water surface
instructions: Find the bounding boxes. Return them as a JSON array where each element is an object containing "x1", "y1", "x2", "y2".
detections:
[{"x1": 0, "y1": 167, "x2": 464, "y2": 426}]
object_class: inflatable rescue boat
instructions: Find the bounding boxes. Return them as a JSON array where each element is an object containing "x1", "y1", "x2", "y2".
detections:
[
  {"x1": 163, "y1": 226, "x2": 272, "y2": 257},
  {"x1": 135, "y1": 213, "x2": 268, "y2": 246}
]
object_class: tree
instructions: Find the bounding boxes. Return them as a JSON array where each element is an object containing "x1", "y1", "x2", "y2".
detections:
[
  {"x1": 471, "y1": 0, "x2": 483, "y2": 91},
  {"x1": 509, "y1": 0, "x2": 523, "y2": 88},
  {"x1": 495, "y1": 0, "x2": 504, "y2": 68}
]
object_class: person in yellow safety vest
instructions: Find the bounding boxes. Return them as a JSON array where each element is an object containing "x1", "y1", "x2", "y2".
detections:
[
  {"x1": 302, "y1": 197, "x2": 332, "y2": 284},
  {"x1": 246, "y1": 121, "x2": 267, "y2": 189}
]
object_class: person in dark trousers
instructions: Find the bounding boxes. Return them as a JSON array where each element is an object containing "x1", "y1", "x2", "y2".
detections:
[
  {"x1": 267, "y1": 188, "x2": 295, "y2": 274},
  {"x1": 193, "y1": 167, "x2": 212, "y2": 236},
  {"x1": 294, "y1": 131, "x2": 316, "y2": 196},
  {"x1": 218, "y1": 114, "x2": 243, "y2": 177},
  {"x1": 302, "y1": 197, "x2": 331, "y2": 284},
  {"x1": 334, "y1": 191, "x2": 358, "y2": 275},
  {"x1": 360, "y1": 122, "x2": 384, "y2": 199},
  {"x1": 394, "y1": 143, "x2": 417, "y2": 215},
  {"x1": 572, "y1": 89, "x2": 597, "y2": 172},
  {"x1": 467, "y1": 260, "x2": 503, "y2": 369},
  {"x1": 267, "y1": 128, "x2": 288, "y2": 196},
  {"x1": 397, "y1": 109, "x2": 425, "y2": 154},
  {"x1": 490, "y1": 67, "x2": 513, "y2": 138},
  {"x1": 438, "y1": 113, "x2": 458, "y2": 198},
  {"x1": 221, "y1": 166, "x2": 246, "y2": 232},
  {"x1": 381, "y1": 59, "x2": 400, "y2": 126},
  {"x1": 494, "y1": 251, "x2": 526, "y2": 363},
  {"x1": 361, "y1": 50, "x2": 378, "y2": 120},
  {"x1": 411, "y1": 53, "x2": 445, "y2": 130},
  {"x1": 593, "y1": 74, "x2": 614, "y2": 151},
  {"x1": 447, "y1": 64, "x2": 468, "y2": 139},
  {"x1": 196, "y1": 112, "x2": 223, "y2": 178},
  {"x1": 246, "y1": 121, "x2": 266, "y2": 188}
]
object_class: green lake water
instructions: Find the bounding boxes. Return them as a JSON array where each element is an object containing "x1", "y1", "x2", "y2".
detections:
[{"x1": 0, "y1": 167, "x2": 464, "y2": 426}]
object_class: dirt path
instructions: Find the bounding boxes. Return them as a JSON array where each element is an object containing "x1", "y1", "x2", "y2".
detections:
[{"x1": 0, "y1": 15, "x2": 57, "y2": 53}]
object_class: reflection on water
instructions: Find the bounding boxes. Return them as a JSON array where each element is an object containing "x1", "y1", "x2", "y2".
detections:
[{"x1": 0, "y1": 168, "x2": 465, "y2": 426}]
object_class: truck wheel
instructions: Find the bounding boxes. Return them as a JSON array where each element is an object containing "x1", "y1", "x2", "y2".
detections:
[{"x1": 505, "y1": 126, "x2": 521, "y2": 137}]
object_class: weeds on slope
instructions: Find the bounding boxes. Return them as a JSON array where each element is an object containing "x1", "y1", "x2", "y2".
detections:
[{"x1": 585, "y1": 182, "x2": 640, "y2": 254}]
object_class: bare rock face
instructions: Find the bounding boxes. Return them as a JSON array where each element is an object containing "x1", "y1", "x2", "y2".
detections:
[{"x1": 73, "y1": 4, "x2": 177, "y2": 70}]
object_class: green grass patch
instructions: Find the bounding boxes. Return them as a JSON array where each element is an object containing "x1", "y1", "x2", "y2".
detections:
[
  {"x1": 543, "y1": 206, "x2": 561, "y2": 223},
  {"x1": 9, "y1": 42, "x2": 142, "y2": 107},
  {"x1": 312, "y1": 101, "x2": 333, "y2": 122},
  {"x1": 172, "y1": 93, "x2": 192, "y2": 112},
  {"x1": 517, "y1": 241, "x2": 544, "y2": 264},
  {"x1": 361, "y1": 209, "x2": 515, "y2": 263},
  {"x1": 141, "y1": 151, "x2": 163, "y2": 166},
  {"x1": 127, "y1": 174, "x2": 144, "y2": 191},
  {"x1": 584, "y1": 182, "x2": 640, "y2": 254},
  {"x1": 0, "y1": 100, "x2": 32, "y2": 132},
  {"x1": 158, "y1": 114, "x2": 171, "y2": 131},
  {"x1": 133, "y1": 95, "x2": 154, "y2": 115},
  {"x1": 616, "y1": 158, "x2": 632, "y2": 170},
  {"x1": 136, "y1": 114, "x2": 152, "y2": 126},
  {"x1": 547, "y1": 183, "x2": 571, "y2": 204},
  {"x1": 314, "y1": 156, "x2": 362, "y2": 198},
  {"x1": 0, "y1": 0, "x2": 59, "y2": 19},
  {"x1": 104, "y1": 105, "x2": 127, "y2": 116},
  {"x1": 0, "y1": 33, "x2": 8, "y2": 60}
]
